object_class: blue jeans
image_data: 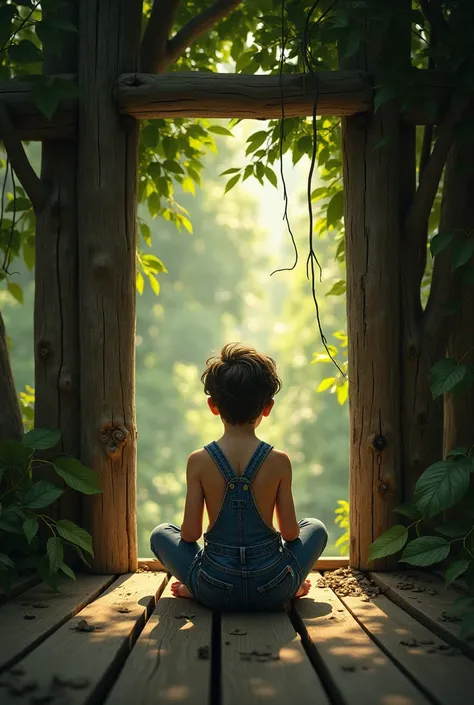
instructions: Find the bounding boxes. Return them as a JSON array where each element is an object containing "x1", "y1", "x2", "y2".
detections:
[{"x1": 150, "y1": 518, "x2": 328, "y2": 610}]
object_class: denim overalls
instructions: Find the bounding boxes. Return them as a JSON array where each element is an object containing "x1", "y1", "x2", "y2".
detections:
[{"x1": 150, "y1": 440, "x2": 328, "y2": 612}]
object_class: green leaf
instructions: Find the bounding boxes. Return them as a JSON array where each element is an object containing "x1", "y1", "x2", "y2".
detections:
[
  {"x1": 374, "y1": 84, "x2": 395, "y2": 112},
  {"x1": 452, "y1": 236, "x2": 474, "y2": 271},
  {"x1": 0, "y1": 553, "x2": 15, "y2": 569},
  {"x1": 446, "y1": 447, "x2": 469, "y2": 459},
  {"x1": 54, "y1": 457, "x2": 102, "y2": 495},
  {"x1": 7, "y1": 282, "x2": 23, "y2": 304},
  {"x1": 430, "y1": 359, "x2": 467, "y2": 399},
  {"x1": 141, "y1": 254, "x2": 167, "y2": 274},
  {"x1": 435, "y1": 520, "x2": 473, "y2": 538},
  {"x1": 400, "y1": 536, "x2": 450, "y2": 567},
  {"x1": 220, "y1": 168, "x2": 240, "y2": 176},
  {"x1": 6, "y1": 197, "x2": 31, "y2": 213},
  {"x1": 318, "y1": 377, "x2": 336, "y2": 392},
  {"x1": 38, "y1": 556, "x2": 60, "y2": 592},
  {"x1": 22, "y1": 428, "x2": 61, "y2": 450},
  {"x1": 297, "y1": 135, "x2": 313, "y2": 155},
  {"x1": 8, "y1": 40, "x2": 42, "y2": 64},
  {"x1": 368, "y1": 525, "x2": 408, "y2": 561},
  {"x1": 22, "y1": 517, "x2": 39, "y2": 544},
  {"x1": 224, "y1": 174, "x2": 240, "y2": 194},
  {"x1": 327, "y1": 191, "x2": 344, "y2": 227},
  {"x1": 56, "y1": 519, "x2": 94, "y2": 557},
  {"x1": 23, "y1": 481, "x2": 64, "y2": 509},
  {"x1": 208, "y1": 125, "x2": 233, "y2": 136},
  {"x1": 430, "y1": 231, "x2": 453, "y2": 257},
  {"x1": 264, "y1": 166, "x2": 278, "y2": 188},
  {"x1": 0, "y1": 439, "x2": 32, "y2": 470},
  {"x1": 445, "y1": 560, "x2": 470, "y2": 587},
  {"x1": 460, "y1": 612, "x2": 474, "y2": 640},
  {"x1": 415, "y1": 460, "x2": 471, "y2": 518},
  {"x1": 326, "y1": 280, "x2": 346, "y2": 296},
  {"x1": 59, "y1": 562, "x2": 76, "y2": 581},
  {"x1": 47, "y1": 537, "x2": 63, "y2": 573},
  {"x1": 163, "y1": 160, "x2": 184, "y2": 175},
  {"x1": 394, "y1": 502, "x2": 420, "y2": 519}
]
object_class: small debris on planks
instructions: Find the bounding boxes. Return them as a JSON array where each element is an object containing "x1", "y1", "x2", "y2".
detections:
[
  {"x1": 53, "y1": 674, "x2": 91, "y2": 689},
  {"x1": 71, "y1": 619, "x2": 102, "y2": 632},
  {"x1": 175, "y1": 613, "x2": 195, "y2": 620},
  {"x1": 229, "y1": 628, "x2": 248, "y2": 635},
  {"x1": 341, "y1": 664, "x2": 356, "y2": 672},
  {"x1": 117, "y1": 607, "x2": 131, "y2": 613},
  {"x1": 238, "y1": 650, "x2": 279, "y2": 663},
  {"x1": 24, "y1": 613, "x2": 36, "y2": 620},
  {"x1": 318, "y1": 568, "x2": 380, "y2": 599},
  {"x1": 197, "y1": 645, "x2": 210, "y2": 660},
  {"x1": 32, "y1": 602, "x2": 50, "y2": 608},
  {"x1": 438, "y1": 610, "x2": 461, "y2": 623}
]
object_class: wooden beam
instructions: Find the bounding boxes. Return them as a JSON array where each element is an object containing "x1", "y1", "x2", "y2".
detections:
[
  {"x1": 0, "y1": 78, "x2": 76, "y2": 140},
  {"x1": 116, "y1": 70, "x2": 373, "y2": 119},
  {"x1": 115, "y1": 70, "x2": 454, "y2": 123}
]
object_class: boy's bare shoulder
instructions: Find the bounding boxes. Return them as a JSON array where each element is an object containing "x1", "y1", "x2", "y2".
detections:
[
  {"x1": 268, "y1": 448, "x2": 292, "y2": 474},
  {"x1": 187, "y1": 448, "x2": 212, "y2": 475}
]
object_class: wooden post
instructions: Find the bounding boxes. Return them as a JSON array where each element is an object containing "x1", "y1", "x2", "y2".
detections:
[
  {"x1": 34, "y1": 2, "x2": 81, "y2": 527},
  {"x1": 77, "y1": 0, "x2": 142, "y2": 573},
  {"x1": 340, "y1": 19, "x2": 403, "y2": 570},
  {"x1": 0, "y1": 310, "x2": 23, "y2": 441}
]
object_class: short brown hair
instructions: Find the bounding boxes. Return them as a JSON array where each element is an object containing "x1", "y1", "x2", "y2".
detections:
[{"x1": 201, "y1": 343, "x2": 281, "y2": 425}]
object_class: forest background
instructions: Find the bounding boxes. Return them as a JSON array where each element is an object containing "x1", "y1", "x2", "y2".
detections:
[{"x1": 2, "y1": 125, "x2": 349, "y2": 557}]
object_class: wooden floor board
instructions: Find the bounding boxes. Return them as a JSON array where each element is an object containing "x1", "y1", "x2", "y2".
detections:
[
  {"x1": 293, "y1": 580, "x2": 431, "y2": 705},
  {"x1": 104, "y1": 583, "x2": 211, "y2": 705},
  {"x1": 221, "y1": 610, "x2": 331, "y2": 705},
  {"x1": 370, "y1": 571, "x2": 474, "y2": 659},
  {"x1": 0, "y1": 572, "x2": 165, "y2": 705},
  {"x1": 0, "y1": 574, "x2": 40, "y2": 606},
  {"x1": 340, "y1": 591, "x2": 473, "y2": 705},
  {"x1": 0, "y1": 574, "x2": 114, "y2": 673}
]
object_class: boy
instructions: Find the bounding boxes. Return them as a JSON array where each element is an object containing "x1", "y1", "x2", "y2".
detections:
[{"x1": 150, "y1": 343, "x2": 327, "y2": 611}]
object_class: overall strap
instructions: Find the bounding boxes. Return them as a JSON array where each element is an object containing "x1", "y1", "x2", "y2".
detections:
[
  {"x1": 204, "y1": 442, "x2": 235, "y2": 483},
  {"x1": 242, "y1": 441, "x2": 274, "y2": 483}
]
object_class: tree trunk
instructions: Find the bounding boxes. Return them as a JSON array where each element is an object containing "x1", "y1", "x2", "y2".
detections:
[
  {"x1": 443, "y1": 139, "x2": 474, "y2": 453},
  {"x1": 0, "y1": 310, "x2": 22, "y2": 441},
  {"x1": 34, "y1": 1, "x2": 80, "y2": 527},
  {"x1": 77, "y1": 0, "x2": 141, "y2": 573},
  {"x1": 340, "y1": 19, "x2": 403, "y2": 569}
]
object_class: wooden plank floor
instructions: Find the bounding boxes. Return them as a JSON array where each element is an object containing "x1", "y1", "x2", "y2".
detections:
[{"x1": 0, "y1": 569, "x2": 472, "y2": 705}]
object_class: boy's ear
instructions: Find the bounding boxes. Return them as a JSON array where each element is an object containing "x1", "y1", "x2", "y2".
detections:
[
  {"x1": 262, "y1": 399, "x2": 274, "y2": 417},
  {"x1": 207, "y1": 397, "x2": 220, "y2": 416}
]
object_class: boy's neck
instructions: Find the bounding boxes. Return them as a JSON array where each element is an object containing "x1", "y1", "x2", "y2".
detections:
[{"x1": 221, "y1": 422, "x2": 258, "y2": 439}]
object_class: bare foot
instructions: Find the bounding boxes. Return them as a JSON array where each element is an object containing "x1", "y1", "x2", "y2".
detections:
[
  {"x1": 295, "y1": 579, "x2": 311, "y2": 598},
  {"x1": 170, "y1": 580, "x2": 193, "y2": 599}
]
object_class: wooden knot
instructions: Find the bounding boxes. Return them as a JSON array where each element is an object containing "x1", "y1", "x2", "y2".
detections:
[
  {"x1": 38, "y1": 340, "x2": 52, "y2": 360},
  {"x1": 92, "y1": 254, "x2": 111, "y2": 272},
  {"x1": 407, "y1": 344, "x2": 417, "y2": 358},
  {"x1": 370, "y1": 435, "x2": 387, "y2": 451},
  {"x1": 378, "y1": 481, "x2": 390, "y2": 494},
  {"x1": 58, "y1": 371, "x2": 72, "y2": 392},
  {"x1": 417, "y1": 412, "x2": 427, "y2": 425},
  {"x1": 100, "y1": 424, "x2": 129, "y2": 458}
]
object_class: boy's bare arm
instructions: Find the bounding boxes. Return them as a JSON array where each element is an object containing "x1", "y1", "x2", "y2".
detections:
[
  {"x1": 181, "y1": 452, "x2": 205, "y2": 542},
  {"x1": 274, "y1": 453, "x2": 300, "y2": 541}
]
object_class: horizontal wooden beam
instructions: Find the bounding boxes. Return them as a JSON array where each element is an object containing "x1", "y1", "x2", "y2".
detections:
[
  {"x1": 116, "y1": 70, "x2": 372, "y2": 120},
  {"x1": 138, "y1": 556, "x2": 350, "y2": 573},
  {"x1": 0, "y1": 69, "x2": 455, "y2": 141},
  {"x1": 0, "y1": 77, "x2": 76, "y2": 140},
  {"x1": 115, "y1": 70, "x2": 453, "y2": 124}
]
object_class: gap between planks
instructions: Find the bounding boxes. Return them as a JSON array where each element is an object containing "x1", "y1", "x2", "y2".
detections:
[
  {"x1": 0, "y1": 573, "x2": 114, "y2": 673},
  {"x1": 370, "y1": 571, "x2": 474, "y2": 660},
  {"x1": 0, "y1": 572, "x2": 166, "y2": 705},
  {"x1": 337, "y1": 587, "x2": 473, "y2": 705},
  {"x1": 105, "y1": 583, "x2": 212, "y2": 705},
  {"x1": 292, "y1": 574, "x2": 432, "y2": 705}
]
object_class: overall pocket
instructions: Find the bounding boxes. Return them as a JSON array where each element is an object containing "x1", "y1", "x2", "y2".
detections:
[
  {"x1": 196, "y1": 568, "x2": 233, "y2": 610},
  {"x1": 257, "y1": 565, "x2": 298, "y2": 610}
]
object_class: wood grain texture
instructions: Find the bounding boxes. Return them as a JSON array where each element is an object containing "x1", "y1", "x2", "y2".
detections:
[
  {"x1": 341, "y1": 19, "x2": 403, "y2": 569},
  {"x1": 0, "y1": 574, "x2": 39, "y2": 605},
  {"x1": 0, "y1": 309, "x2": 23, "y2": 440},
  {"x1": 340, "y1": 591, "x2": 474, "y2": 705},
  {"x1": 105, "y1": 583, "x2": 211, "y2": 705},
  {"x1": 116, "y1": 70, "x2": 373, "y2": 119},
  {"x1": 222, "y1": 611, "x2": 330, "y2": 705},
  {"x1": 370, "y1": 571, "x2": 474, "y2": 659},
  {"x1": 115, "y1": 70, "x2": 454, "y2": 123},
  {"x1": 0, "y1": 79, "x2": 76, "y2": 140},
  {"x1": 0, "y1": 574, "x2": 113, "y2": 672},
  {"x1": 34, "y1": 0, "x2": 81, "y2": 533},
  {"x1": 77, "y1": 0, "x2": 142, "y2": 573},
  {"x1": 293, "y1": 580, "x2": 430, "y2": 705},
  {"x1": 0, "y1": 572, "x2": 165, "y2": 705}
]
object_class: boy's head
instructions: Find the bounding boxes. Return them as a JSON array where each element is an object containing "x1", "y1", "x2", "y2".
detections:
[{"x1": 201, "y1": 343, "x2": 281, "y2": 426}]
